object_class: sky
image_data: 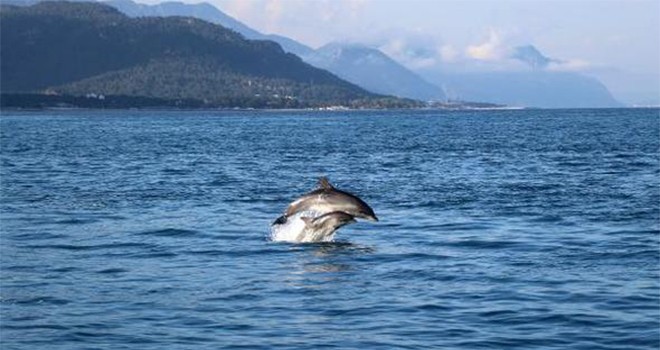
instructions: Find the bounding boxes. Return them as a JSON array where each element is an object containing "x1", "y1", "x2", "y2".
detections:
[{"x1": 136, "y1": 0, "x2": 659, "y2": 105}]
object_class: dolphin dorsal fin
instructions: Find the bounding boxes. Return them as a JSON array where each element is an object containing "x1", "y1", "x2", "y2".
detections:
[{"x1": 317, "y1": 176, "x2": 334, "y2": 190}]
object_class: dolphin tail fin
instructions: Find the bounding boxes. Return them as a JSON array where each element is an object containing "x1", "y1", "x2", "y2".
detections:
[{"x1": 317, "y1": 176, "x2": 333, "y2": 189}]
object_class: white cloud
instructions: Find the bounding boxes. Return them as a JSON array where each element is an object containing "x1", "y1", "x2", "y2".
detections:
[
  {"x1": 210, "y1": 2, "x2": 594, "y2": 74},
  {"x1": 439, "y1": 45, "x2": 460, "y2": 63},
  {"x1": 460, "y1": 29, "x2": 596, "y2": 73},
  {"x1": 366, "y1": 29, "x2": 450, "y2": 69},
  {"x1": 465, "y1": 29, "x2": 511, "y2": 61}
]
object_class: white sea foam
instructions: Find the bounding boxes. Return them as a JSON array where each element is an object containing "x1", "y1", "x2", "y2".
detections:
[{"x1": 270, "y1": 211, "x2": 335, "y2": 243}]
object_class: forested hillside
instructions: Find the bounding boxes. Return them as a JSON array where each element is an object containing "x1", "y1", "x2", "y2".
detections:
[{"x1": 0, "y1": 2, "x2": 420, "y2": 108}]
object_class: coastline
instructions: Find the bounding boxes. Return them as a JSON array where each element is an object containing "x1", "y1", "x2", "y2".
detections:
[
  {"x1": 3, "y1": 106, "x2": 658, "y2": 115},
  {"x1": 0, "y1": 92, "x2": 513, "y2": 112}
]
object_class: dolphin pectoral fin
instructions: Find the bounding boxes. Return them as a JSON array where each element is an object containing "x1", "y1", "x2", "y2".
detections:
[
  {"x1": 300, "y1": 216, "x2": 314, "y2": 227},
  {"x1": 272, "y1": 215, "x2": 288, "y2": 225},
  {"x1": 317, "y1": 176, "x2": 334, "y2": 190}
]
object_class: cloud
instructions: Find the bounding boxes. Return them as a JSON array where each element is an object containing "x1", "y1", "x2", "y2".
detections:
[
  {"x1": 365, "y1": 28, "x2": 453, "y2": 69},
  {"x1": 547, "y1": 59, "x2": 592, "y2": 72},
  {"x1": 464, "y1": 30, "x2": 593, "y2": 73},
  {"x1": 373, "y1": 26, "x2": 595, "y2": 74},
  {"x1": 465, "y1": 29, "x2": 511, "y2": 61},
  {"x1": 373, "y1": 28, "x2": 522, "y2": 70},
  {"x1": 212, "y1": 2, "x2": 594, "y2": 74},
  {"x1": 439, "y1": 45, "x2": 460, "y2": 63}
]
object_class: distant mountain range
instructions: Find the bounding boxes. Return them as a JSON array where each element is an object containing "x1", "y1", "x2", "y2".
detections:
[
  {"x1": 96, "y1": 0, "x2": 621, "y2": 108},
  {"x1": 426, "y1": 71, "x2": 621, "y2": 109},
  {"x1": 419, "y1": 44, "x2": 622, "y2": 108},
  {"x1": 303, "y1": 43, "x2": 445, "y2": 101},
  {"x1": 1, "y1": 0, "x2": 624, "y2": 108},
  {"x1": 89, "y1": 0, "x2": 446, "y2": 102},
  {"x1": 0, "y1": 1, "x2": 419, "y2": 109}
]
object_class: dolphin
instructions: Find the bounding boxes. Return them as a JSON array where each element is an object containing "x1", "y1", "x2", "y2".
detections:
[
  {"x1": 273, "y1": 177, "x2": 378, "y2": 225},
  {"x1": 298, "y1": 211, "x2": 356, "y2": 242}
]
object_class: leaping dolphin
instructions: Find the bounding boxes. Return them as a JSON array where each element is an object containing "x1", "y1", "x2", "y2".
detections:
[{"x1": 273, "y1": 177, "x2": 378, "y2": 225}]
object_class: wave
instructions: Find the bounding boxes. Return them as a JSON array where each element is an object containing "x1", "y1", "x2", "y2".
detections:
[{"x1": 270, "y1": 211, "x2": 334, "y2": 243}]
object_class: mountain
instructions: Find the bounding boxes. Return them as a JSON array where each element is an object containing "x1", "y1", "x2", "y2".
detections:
[
  {"x1": 99, "y1": 0, "x2": 441, "y2": 101},
  {"x1": 0, "y1": 0, "x2": 315, "y2": 56},
  {"x1": 418, "y1": 43, "x2": 622, "y2": 108},
  {"x1": 303, "y1": 43, "x2": 445, "y2": 101},
  {"x1": 104, "y1": 0, "x2": 314, "y2": 57},
  {"x1": 511, "y1": 45, "x2": 553, "y2": 70},
  {"x1": 425, "y1": 70, "x2": 622, "y2": 108},
  {"x1": 1, "y1": 2, "x2": 418, "y2": 108},
  {"x1": 8, "y1": 1, "x2": 617, "y2": 108}
]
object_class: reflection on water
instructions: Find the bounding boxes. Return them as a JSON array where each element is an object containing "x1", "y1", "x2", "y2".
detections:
[
  {"x1": 284, "y1": 242, "x2": 376, "y2": 288},
  {"x1": 311, "y1": 241, "x2": 376, "y2": 257},
  {"x1": 301, "y1": 263, "x2": 352, "y2": 274}
]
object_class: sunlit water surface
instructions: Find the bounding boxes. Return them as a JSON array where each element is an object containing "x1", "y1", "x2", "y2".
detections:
[{"x1": 1, "y1": 109, "x2": 658, "y2": 349}]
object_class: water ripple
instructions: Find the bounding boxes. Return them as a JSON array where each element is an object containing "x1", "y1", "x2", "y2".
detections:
[{"x1": 1, "y1": 109, "x2": 658, "y2": 349}]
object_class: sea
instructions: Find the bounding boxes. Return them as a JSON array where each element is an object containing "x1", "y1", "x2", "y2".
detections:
[{"x1": 1, "y1": 108, "x2": 658, "y2": 349}]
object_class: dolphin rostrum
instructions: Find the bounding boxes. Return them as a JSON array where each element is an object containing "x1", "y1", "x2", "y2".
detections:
[
  {"x1": 273, "y1": 177, "x2": 378, "y2": 225},
  {"x1": 298, "y1": 211, "x2": 356, "y2": 242}
]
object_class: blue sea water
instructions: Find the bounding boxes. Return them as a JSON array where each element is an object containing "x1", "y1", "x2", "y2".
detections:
[{"x1": 1, "y1": 108, "x2": 658, "y2": 349}]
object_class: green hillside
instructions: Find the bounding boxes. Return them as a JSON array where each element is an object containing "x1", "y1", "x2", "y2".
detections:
[{"x1": 0, "y1": 1, "x2": 420, "y2": 108}]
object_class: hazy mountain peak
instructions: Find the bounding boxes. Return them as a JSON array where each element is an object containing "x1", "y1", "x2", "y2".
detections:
[
  {"x1": 314, "y1": 43, "x2": 392, "y2": 64},
  {"x1": 104, "y1": 0, "x2": 258, "y2": 36},
  {"x1": 306, "y1": 42, "x2": 445, "y2": 101},
  {"x1": 511, "y1": 45, "x2": 554, "y2": 70}
]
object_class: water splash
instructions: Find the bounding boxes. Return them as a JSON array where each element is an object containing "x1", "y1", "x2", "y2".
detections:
[{"x1": 270, "y1": 211, "x2": 336, "y2": 243}]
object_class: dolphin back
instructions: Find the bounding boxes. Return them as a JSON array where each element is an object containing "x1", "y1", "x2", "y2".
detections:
[{"x1": 283, "y1": 177, "x2": 378, "y2": 221}]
